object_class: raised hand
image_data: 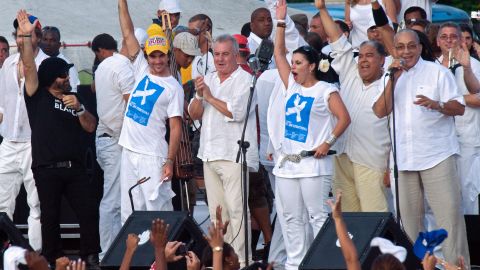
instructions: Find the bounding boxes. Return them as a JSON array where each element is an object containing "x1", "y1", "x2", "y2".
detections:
[
  {"x1": 66, "y1": 259, "x2": 86, "y2": 270},
  {"x1": 327, "y1": 191, "x2": 343, "y2": 220},
  {"x1": 16, "y1": 10, "x2": 37, "y2": 35},
  {"x1": 276, "y1": 0, "x2": 287, "y2": 21},
  {"x1": 215, "y1": 205, "x2": 229, "y2": 235},
  {"x1": 126, "y1": 233, "x2": 140, "y2": 252},
  {"x1": 421, "y1": 251, "x2": 436, "y2": 270},
  {"x1": 25, "y1": 251, "x2": 50, "y2": 270},
  {"x1": 164, "y1": 241, "x2": 184, "y2": 262},
  {"x1": 150, "y1": 219, "x2": 170, "y2": 251},
  {"x1": 56, "y1": 257, "x2": 70, "y2": 270},
  {"x1": 314, "y1": 0, "x2": 326, "y2": 10},
  {"x1": 185, "y1": 251, "x2": 201, "y2": 270},
  {"x1": 454, "y1": 42, "x2": 471, "y2": 69}
]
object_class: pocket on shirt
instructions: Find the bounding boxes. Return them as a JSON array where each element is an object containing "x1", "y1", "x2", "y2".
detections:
[{"x1": 415, "y1": 85, "x2": 439, "y2": 101}]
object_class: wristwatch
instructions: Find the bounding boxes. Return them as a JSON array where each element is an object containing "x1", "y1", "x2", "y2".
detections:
[
  {"x1": 162, "y1": 158, "x2": 174, "y2": 166},
  {"x1": 438, "y1": 101, "x2": 445, "y2": 111},
  {"x1": 213, "y1": 246, "x2": 223, "y2": 252},
  {"x1": 76, "y1": 104, "x2": 85, "y2": 116}
]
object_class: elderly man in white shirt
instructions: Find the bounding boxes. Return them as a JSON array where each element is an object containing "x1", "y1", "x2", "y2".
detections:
[
  {"x1": 317, "y1": 2, "x2": 391, "y2": 212},
  {"x1": 91, "y1": 33, "x2": 134, "y2": 257},
  {"x1": 373, "y1": 29, "x2": 470, "y2": 266},
  {"x1": 0, "y1": 15, "x2": 46, "y2": 251},
  {"x1": 189, "y1": 34, "x2": 258, "y2": 266},
  {"x1": 436, "y1": 22, "x2": 480, "y2": 215}
]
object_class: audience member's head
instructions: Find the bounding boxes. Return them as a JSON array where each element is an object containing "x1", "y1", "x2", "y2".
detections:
[
  {"x1": 233, "y1": 34, "x2": 250, "y2": 60},
  {"x1": 38, "y1": 57, "x2": 73, "y2": 91},
  {"x1": 188, "y1": 13, "x2": 213, "y2": 36},
  {"x1": 291, "y1": 14, "x2": 309, "y2": 34},
  {"x1": 173, "y1": 32, "x2": 202, "y2": 68},
  {"x1": 157, "y1": 0, "x2": 182, "y2": 29},
  {"x1": 414, "y1": 29, "x2": 436, "y2": 62},
  {"x1": 394, "y1": 29, "x2": 422, "y2": 69},
  {"x1": 241, "y1": 22, "x2": 251, "y2": 37},
  {"x1": 213, "y1": 34, "x2": 239, "y2": 77},
  {"x1": 426, "y1": 23, "x2": 441, "y2": 57},
  {"x1": 305, "y1": 32, "x2": 323, "y2": 52},
  {"x1": 357, "y1": 40, "x2": 386, "y2": 83},
  {"x1": 459, "y1": 23, "x2": 479, "y2": 59},
  {"x1": 41, "y1": 26, "x2": 61, "y2": 57},
  {"x1": 250, "y1": 8, "x2": 273, "y2": 39},
  {"x1": 335, "y1": 20, "x2": 350, "y2": 39},
  {"x1": 0, "y1": 36, "x2": 9, "y2": 68},
  {"x1": 371, "y1": 254, "x2": 406, "y2": 270},
  {"x1": 13, "y1": 14, "x2": 42, "y2": 51},
  {"x1": 201, "y1": 242, "x2": 239, "y2": 270},
  {"x1": 436, "y1": 22, "x2": 462, "y2": 56},
  {"x1": 310, "y1": 13, "x2": 327, "y2": 41},
  {"x1": 91, "y1": 33, "x2": 118, "y2": 62},
  {"x1": 404, "y1": 6, "x2": 427, "y2": 22}
]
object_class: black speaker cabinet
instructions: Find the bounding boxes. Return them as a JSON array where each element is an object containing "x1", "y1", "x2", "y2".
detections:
[
  {"x1": 465, "y1": 215, "x2": 480, "y2": 265},
  {"x1": 0, "y1": 212, "x2": 32, "y2": 250},
  {"x1": 300, "y1": 212, "x2": 421, "y2": 270},
  {"x1": 101, "y1": 211, "x2": 207, "y2": 270}
]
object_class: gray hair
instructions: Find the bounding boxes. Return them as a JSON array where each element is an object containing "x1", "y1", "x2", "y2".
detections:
[
  {"x1": 214, "y1": 34, "x2": 239, "y2": 55},
  {"x1": 394, "y1": 29, "x2": 420, "y2": 44},
  {"x1": 437, "y1": 22, "x2": 461, "y2": 39},
  {"x1": 359, "y1": 40, "x2": 387, "y2": 56}
]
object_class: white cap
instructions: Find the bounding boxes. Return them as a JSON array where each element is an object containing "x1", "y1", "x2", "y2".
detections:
[
  {"x1": 158, "y1": 0, "x2": 182, "y2": 13},
  {"x1": 134, "y1": 28, "x2": 148, "y2": 49}
]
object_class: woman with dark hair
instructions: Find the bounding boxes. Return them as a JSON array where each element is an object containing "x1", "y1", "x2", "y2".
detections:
[
  {"x1": 267, "y1": 1, "x2": 350, "y2": 269},
  {"x1": 460, "y1": 24, "x2": 480, "y2": 60},
  {"x1": 371, "y1": 254, "x2": 406, "y2": 270},
  {"x1": 413, "y1": 29, "x2": 436, "y2": 62}
]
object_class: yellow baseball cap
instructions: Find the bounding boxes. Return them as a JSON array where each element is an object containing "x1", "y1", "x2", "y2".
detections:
[{"x1": 145, "y1": 34, "x2": 169, "y2": 55}]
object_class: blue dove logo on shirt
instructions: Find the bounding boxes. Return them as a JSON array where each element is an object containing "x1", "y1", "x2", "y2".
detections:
[
  {"x1": 126, "y1": 75, "x2": 164, "y2": 126},
  {"x1": 285, "y1": 93, "x2": 314, "y2": 143}
]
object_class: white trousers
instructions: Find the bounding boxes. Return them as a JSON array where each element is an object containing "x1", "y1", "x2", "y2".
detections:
[
  {"x1": 96, "y1": 137, "x2": 122, "y2": 257},
  {"x1": 120, "y1": 148, "x2": 173, "y2": 224},
  {"x1": 203, "y1": 160, "x2": 251, "y2": 267},
  {"x1": 0, "y1": 141, "x2": 41, "y2": 250},
  {"x1": 276, "y1": 175, "x2": 331, "y2": 270},
  {"x1": 457, "y1": 145, "x2": 480, "y2": 214}
]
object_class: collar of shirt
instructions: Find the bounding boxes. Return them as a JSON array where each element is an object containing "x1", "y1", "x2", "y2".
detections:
[
  {"x1": 249, "y1": 32, "x2": 263, "y2": 47},
  {"x1": 213, "y1": 66, "x2": 242, "y2": 85}
]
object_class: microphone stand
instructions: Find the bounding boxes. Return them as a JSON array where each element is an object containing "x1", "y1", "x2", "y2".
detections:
[
  {"x1": 128, "y1": 177, "x2": 151, "y2": 211},
  {"x1": 235, "y1": 72, "x2": 258, "y2": 267},
  {"x1": 389, "y1": 73, "x2": 401, "y2": 224}
]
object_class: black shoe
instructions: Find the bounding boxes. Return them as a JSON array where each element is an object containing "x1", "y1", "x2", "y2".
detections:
[
  {"x1": 262, "y1": 241, "x2": 271, "y2": 263},
  {"x1": 83, "y1": 254, "x2": 101, "y2": 270}
]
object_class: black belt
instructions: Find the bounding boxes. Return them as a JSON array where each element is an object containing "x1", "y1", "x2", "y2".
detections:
[
  {"x1": 41, "y1": 161, "x2": 75, "y2": 169},
  {"x1": 98, "y1": 133, "x2": 112, "y2": 138}
]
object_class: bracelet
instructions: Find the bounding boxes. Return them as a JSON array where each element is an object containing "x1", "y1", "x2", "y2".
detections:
[
  {"x1": 438, "y1": 101, "x2": 445, "y2": 111},
  {"x1": 162, "y1": 158, "x2": 174, "y2": 166},
  {"x1": 325, "y1": 133, "x2": 337, "y2": 146},
  {"x1": 18, "y1": 34, "x2": 32, "y2": 38},
  {"x1": 277, "y1": 19, "x2": 286, "y2": 23},
  {"x1": 76, "y1": 104, "x2": 85, "y2": 116},
  {"x1": 212, "y1": 246, "x2": 223, "y2": 252},
  {"x1": 195, "y1": 92, "x2": 204, "y2": 100},
  {"x1": 277, "y1": 22, "x2": 287, "y2": 28}
]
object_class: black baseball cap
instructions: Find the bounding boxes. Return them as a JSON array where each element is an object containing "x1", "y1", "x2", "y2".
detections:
[{"x1": 38, "y1": 57, "x2": 73, "y2": 88}]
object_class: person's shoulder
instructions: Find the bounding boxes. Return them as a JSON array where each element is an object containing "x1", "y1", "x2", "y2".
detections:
[{"x1": 3, "y1": 53, "x2": 19, "y2": 67}]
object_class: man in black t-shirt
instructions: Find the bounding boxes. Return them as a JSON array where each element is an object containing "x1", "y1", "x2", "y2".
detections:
[{"x1": 15, "y1": 10, "x2": 100, "y2": 269}]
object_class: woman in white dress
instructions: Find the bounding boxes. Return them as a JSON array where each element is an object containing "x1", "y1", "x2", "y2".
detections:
[{"x1": 267, "y1": 1, "x2": 351, "y2": 269}]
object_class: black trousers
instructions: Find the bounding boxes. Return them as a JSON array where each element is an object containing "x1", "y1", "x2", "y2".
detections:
[{"x1": 33, "y1": 166, "x2": 100, "y2": 264}]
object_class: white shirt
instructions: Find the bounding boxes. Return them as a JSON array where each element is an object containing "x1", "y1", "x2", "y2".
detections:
[
  {"x1": 374, "y1": 58, "x2": 464, "y2": 171},
  {"x1": 192, "y1": 67, "x2": 259, "y2": 171},
  {"x1": 268, "y1": 74, "x2": 338, "y2": 178},
  {"x1": 57, "y1": 53, "x2": 80, "y2": 93},
  {"x1": 330, "y1": 36, "x2": 391, "y2": 172},
  {"x1": 95, "y1": 53, "x2": 134, "y2": 138},
  {"x1": 349, "y1": 1, "x2": 383, "y2": 49},
  {"x1": 438, "y1": 55, "x2": 480, "y2": 147},
  {"x1": 119, "y1": 53, "x2": 184, "y2": 157},
  {"x1": 0, "y1": 50, "x2": 49, "y2": 141},
  {"x1": 191, "y1": 51, "x2": 215, "y2": 79},
  {"x1": 256, "y1": 69, "x2": 281, "y2": 167},
  {"x1": 398, "y1": 0, "x2": 434, "y2": 22}
]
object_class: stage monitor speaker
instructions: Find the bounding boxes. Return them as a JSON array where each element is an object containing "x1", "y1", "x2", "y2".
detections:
[
  {"x1": 299, "y1": 212, "x2": 421, "y2": 270},
  {"x1": 0, "y1": 212, "x2": 32, "y2": 250},
  {"x1": 465, "y1": 215, "x2": 480, "y2": 265},
  {"x1": 101, "y1": 211, "x2": 207, "y2": 270}
]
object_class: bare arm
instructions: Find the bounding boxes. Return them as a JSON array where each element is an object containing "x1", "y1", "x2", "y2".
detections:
[
  {"x1": 118, "y1": 0, "x2": 141, "y2": 59},
  {"x1": 188, "y1": 97, "x2": 204, "y2": 120},
  {"x1": 372, "y1": 1, "x2": 396, "y2": 57},
  {"x1": 382, "y1": 0, "x2": 398, "y2": 23},
  {"x1": 464, "y1": 94, "x2": 480, "y2": 107},
  {"x1": 194, "y1": 76, "x2": 233, "y2": 119},
  {"x1": 119, "y1": 234, "x2": 139, "y2": 270},
  {"x1": 273, "y1": 0, "x2": 291, "y2": 89},
  {"x1": 329, "y1": 92, "x2": 351, "y2": 138},
  {"x1": 455, "y1": 42, "x2": 480, "y2": 94},
  {"x1": 373, "y1": 78, "x2": 394, "y2": 118},
  {"x1": 150, "y1": 219, "x2": 169, "y2": 270},
  {"x1": 316, "y1": 0, "x2": 343, "y2": 43},
  {"x1": 328, "y1": 192, "x2": 361, "y2": 270},
  {"x1": 78, "y1": 111, "x2": 97, "y2": 133},
  {"x1": 16, "y1": 10, "x2": 39, "y2": 97}
]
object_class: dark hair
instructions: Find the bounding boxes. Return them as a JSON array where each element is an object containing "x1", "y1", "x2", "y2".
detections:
[
  {"x1": 241, "y1": 22, "x2": 251, "y2": 37},
  {"x1": 42, "y1": 26, "x2": 61, "y2": 41},
  {"x1": 359, "y1": 40, "x2": 387, "y2": 56},
  {"x1": 91, "y1": 33, "x2": 118, "y2": 52},
  {"x1": 404, "y1": 6, "x2": 427, "y2": 20},
  {"x1": 0, "y1": 36, "x2": 8, "y2": 47},
  {"x1": 312, "y1": 12, "x2": 320, "y2": 19},
  {"x1": 251, "y1": 8, "x2": 270, "y2": 22},
  {"x1": 426, "y1": 24, "x2": 441, "y2": 57},
  {"x1": 13, "y1": 27, "x2": 42, "y2": 40},
  {"x1": 293, "y1": 45, "x2": 326, "y2": 81},
  {"x1": 188, "y1": 14, "x2": 213, "y2": 33},
  {"x1": 414, "y1": 29, "x2": 435, "y2": 62},
  {"x1": 335, "y1": 20, "x2": 350, "y2": 34},
  {"x1": 305, "y1": 32, "x2": 323, "y2": 52},
  {"x1": 371, "y1": 254, "x2": 406, "y2": 270},
  {"x1": 460, "y1": 23, "x2": 473, "y2": 37},
  {"x1": 201, "y1": 243, "x2": 235, "y2": 268}
]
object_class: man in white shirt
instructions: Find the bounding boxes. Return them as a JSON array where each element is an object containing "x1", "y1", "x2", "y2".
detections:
[
  {"x1": 91, "y1": 33, "x2": 134, "y2": 257},
  {"x1": 40, "y1": 26, "x2": 80, "y2": 92},
  {"x1": 373, "y1": 29, "x2": 470, "y2": 266},
  {"x1": 436, "y1": 22, "x2": 480, "y2": 215},
  {"x1": 118, "y1": 0, "x2": 183, "y2": 223},
  {"x1": 398, "y1": 0, "x2": 436, "y2": 23},
  {"x1": 317, "y1": 3, "x2": 391, "y2": 212},
  {"x1": 188, "y1": 35, "x2": 259, "y2": 267},
  {"x1": 0, "y1": 15, "x2": 46, "y2": 251}
]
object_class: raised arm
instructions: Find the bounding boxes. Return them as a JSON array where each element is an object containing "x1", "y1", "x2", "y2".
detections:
[
  {"x1": 16, "y1": 10, "x2": 39, "y2": 97},
  {"x1": 118, "y1": 0, "x2": 141, "y2": 59},
  {"x1": 315, "y1": 0, "x2": 343, "y2": 43},
  {"x1": 455, "y1": 42, "x2": 480, "y2": 94},
  {"x1": 372, "y1": 1, "x2": 396, "y2": 57},
  {"x1": 273, "y1": 0, "x2": 291, "y2": 89}
]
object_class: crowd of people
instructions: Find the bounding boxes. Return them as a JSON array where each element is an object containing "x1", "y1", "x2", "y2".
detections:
[{"x1": 0, "y1": 0, "x2": 479, "y2": 269}]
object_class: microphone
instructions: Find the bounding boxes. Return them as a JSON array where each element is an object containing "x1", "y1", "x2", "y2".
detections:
[
  {"x1": 255, "y1": 39, "x2": 274, "y2": 72},
  {"x1": 388, "y1": 59, "x2": 405, "y2": 78},
  {"x1": 300, "y1": 150, "x2": 337, "y2": 157},
  {"x1": 128, "y1": 177, "x2": 151, "y2": 211},
  {"x1": 247, "y1": 54, "x2": 260, "y2": 74}
]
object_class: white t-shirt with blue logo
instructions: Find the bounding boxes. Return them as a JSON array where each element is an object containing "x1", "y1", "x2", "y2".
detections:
[
  {"x1": 271, "y1": 74, "x2": 338, "y2": 178},
  {"x1": 119, "y1": 53, "x2": 184, "y2": 157}
]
